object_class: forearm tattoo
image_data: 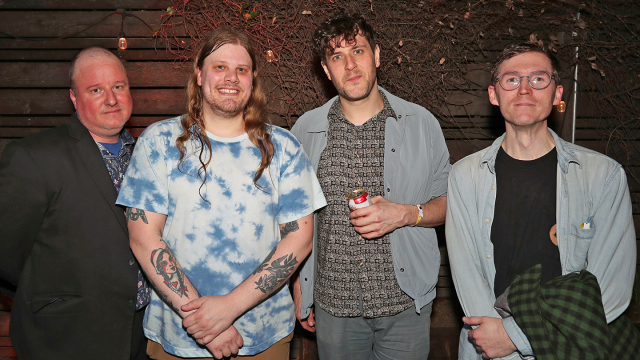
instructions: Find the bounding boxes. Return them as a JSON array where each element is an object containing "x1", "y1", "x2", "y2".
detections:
[
  {"x1": 139, "y1": 266, "x2": 182, "y2": 314},
  {"x1": 254, "y1": 253, "x2": 298, "y2": 294},
  {"x1": 280, "y1": 220, "x2": 299, "y2": 240},
  {"x1": 126, "y1": 208, "x2": 148, "y2": 224},
  {"x1": 150, "y1": 243, "x2": 189, "y2": 298}
]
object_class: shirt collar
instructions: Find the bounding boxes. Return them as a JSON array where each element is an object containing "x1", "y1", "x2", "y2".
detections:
[{"x1": 480, "y1": 128, "x2": 580, "y2": 174}]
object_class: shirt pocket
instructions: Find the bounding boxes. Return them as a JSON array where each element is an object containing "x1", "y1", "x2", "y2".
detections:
[{"x1": 567, "y1": 223, "x2": 596, "y2": 272}]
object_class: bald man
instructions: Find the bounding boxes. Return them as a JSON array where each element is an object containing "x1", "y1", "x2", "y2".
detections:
[{"x1": 0, "y1": 47, "x2": 150, "y2": 360}]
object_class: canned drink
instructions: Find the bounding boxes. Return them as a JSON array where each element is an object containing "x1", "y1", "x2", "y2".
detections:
[{"x1": 347, "y1": 189, "x2": 372, "y2": 212}]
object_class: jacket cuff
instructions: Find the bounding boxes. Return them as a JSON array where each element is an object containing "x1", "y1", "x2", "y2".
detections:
[{"x1": 502, "y1": 317, "x2": 533, "y2": 356}]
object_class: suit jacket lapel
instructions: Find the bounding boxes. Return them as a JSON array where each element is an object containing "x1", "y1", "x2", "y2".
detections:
[{"x1": 68, "y1": 114, "x2": 129, "y2": 235}]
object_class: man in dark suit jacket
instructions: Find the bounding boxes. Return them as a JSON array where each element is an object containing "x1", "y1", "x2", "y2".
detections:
[{"x1": 0, "y1": 47, "x2": 150, "y2": 360}]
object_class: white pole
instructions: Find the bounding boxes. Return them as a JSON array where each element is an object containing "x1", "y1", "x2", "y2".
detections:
[{"x1": 572, "y1": 12, "x2": 580, "y2": 144}]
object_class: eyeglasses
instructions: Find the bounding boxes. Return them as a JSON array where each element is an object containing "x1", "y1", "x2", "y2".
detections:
[{"x1": 495, "y1": 70, "x2": 556, "y2": 91}]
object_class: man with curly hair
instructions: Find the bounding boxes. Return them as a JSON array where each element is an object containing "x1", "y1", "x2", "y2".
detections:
[{"x1": 291, "y1": 13, "x2": 451, "y2": 360}]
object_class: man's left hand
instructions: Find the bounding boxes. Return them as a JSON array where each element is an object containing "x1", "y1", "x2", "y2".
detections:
[
  {"x1": 463, "y1": 316, "x2": 517, "y2": 359},
  {"x1": 182, "y1": 295, "x2": 241, "y2": 345},
  {"x1": 350, "y1": 196, "x2": 416, "y2": 239}
]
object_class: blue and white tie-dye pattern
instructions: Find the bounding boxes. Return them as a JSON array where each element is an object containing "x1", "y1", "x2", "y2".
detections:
[{"x1": 116, "y1": 116, "x2": 326, "y2": 357}]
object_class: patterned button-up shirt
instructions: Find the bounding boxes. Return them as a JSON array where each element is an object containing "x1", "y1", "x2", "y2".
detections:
[
  {"x1": 314, "y1": 92, "x2": 414, "y2": 318},
  {"x1": 96, "y1": 130, "x2": 150, "y2": 310}
]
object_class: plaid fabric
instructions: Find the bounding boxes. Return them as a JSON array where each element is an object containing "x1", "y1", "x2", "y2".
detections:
[{"x1": 508, "y1": 264, "x2": 640, "y2": 360}]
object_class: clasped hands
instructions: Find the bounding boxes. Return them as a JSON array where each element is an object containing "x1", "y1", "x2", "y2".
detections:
[
  {"x1": 350, "y1": 196, "x2": 417, "y2": 238},
  {"x1": 181, "y1": 295, "x2": 244, "y2": 359}
]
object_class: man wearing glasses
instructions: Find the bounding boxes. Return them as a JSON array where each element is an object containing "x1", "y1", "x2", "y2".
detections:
[{"x1": 445, "y1": 42, "x2": 636, "y2": 359}]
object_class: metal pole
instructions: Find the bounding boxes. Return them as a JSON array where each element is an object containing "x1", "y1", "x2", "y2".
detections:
[{"x1": 572, "y1": 12, "x2": 580, "y2": 144}]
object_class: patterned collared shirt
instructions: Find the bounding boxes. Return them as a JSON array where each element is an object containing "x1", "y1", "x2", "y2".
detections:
[
  {"x1": 314, "y1": 91, "x2": 414, "y2": 318},
  {"x1": 96, "y1": 130, "x2": 150, "y2": 310}
]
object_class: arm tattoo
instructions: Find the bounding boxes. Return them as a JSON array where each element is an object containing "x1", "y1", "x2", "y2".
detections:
[
  {"x1": 252, "y1": 246, "x2": 278, "y2": 275},
  {"x1": 254, "y1": 253, "x2": 298, "y2": 294},
  {"x1": 126, "y1": 208, "x2": 148, "y2": 224},
  {"x1": 150, "y1": 244, "x2": 190, "y2": 298},
  {"x1": 139, "y1": 266, "x2": 182, "y2": 314},
  {"x1": 280, "y1": 220, "x2": 299, "y2": 240}
]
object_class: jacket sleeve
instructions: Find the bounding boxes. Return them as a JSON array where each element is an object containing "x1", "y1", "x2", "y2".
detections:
[
  {"x1": 586, "y1": 166, "x2": 636, "y2": 323},
  {"x1": 0, "y1": 141, "x2": 48, "y2": 287},
  {"x1": 445, "y1": 168, "x2": 531, "y2": 359}
]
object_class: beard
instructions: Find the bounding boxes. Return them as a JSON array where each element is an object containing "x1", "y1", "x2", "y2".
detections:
[
  {"x1": 203, "y1": 89, "x2": 250, "y2": 118},
  {"x1": 333, "y1": 70, "x2": 378, "y2": 102}
]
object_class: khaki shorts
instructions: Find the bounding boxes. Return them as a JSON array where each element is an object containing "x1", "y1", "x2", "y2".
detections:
[{"x1": 147, "y1": 332, "x2": 293, "y2": 360}]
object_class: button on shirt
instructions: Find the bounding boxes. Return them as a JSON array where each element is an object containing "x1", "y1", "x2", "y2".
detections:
[{"x1": 97, "y1": 130, "x2": 150, "y2": 310}]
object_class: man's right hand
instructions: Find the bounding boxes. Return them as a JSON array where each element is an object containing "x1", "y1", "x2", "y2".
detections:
[
  {"x1": 292, "y1": 274, "x2": 315, "y2": 332},
  {"x1": 205, "y1": 325, "x2": 243, "y2": 359}
]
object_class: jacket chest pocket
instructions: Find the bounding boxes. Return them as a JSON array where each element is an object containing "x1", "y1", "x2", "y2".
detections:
[{"x1": 566, "y1": 223, "x2": 595, "y2": 272}]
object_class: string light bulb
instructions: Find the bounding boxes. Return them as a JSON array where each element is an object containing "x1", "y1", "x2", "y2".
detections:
[
  {"x1": 557, "y1": 100, "x2": 566, "y2": 113},
  {"x1": 118, "y1": 11, "x2": 127, "y2": 50},
  {"x1": 266, "y1": 50, "x2": 277, "y2": 62}
]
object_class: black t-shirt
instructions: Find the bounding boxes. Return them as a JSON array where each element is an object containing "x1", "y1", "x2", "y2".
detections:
[{"x1": 491, "y1": 146, "x2": 562, "y2": 297}]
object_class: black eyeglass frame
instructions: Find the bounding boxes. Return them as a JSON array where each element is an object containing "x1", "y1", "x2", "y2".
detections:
[{"x1": 495, "y1": 70, "x2": 557, "y2": 91}]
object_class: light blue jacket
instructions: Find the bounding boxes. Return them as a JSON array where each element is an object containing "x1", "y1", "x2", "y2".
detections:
[
  {"x1": 446, "y1": 129, "x2": 636, "y2": 359},
  {"x1": 291, "y1": 87, "x2": 451, "y2": 317}
]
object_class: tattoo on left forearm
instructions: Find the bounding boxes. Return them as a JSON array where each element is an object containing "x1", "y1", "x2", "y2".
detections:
[
  {"x1": 254, "y1": 253, "x2": 298, "y2": 293},
  {"x1": 252, "y1": 246, "x2": 278, "y2": 275},
  {"x1": 280, "y1": 220, "x2": 299, "y2": 240}
]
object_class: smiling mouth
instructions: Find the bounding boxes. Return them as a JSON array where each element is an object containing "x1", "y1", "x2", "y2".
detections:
[{"x1": 219, "y1": 88, "x2": 240, "y2": 94}]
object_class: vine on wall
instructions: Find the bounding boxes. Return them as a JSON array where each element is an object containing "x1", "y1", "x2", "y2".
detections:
[{"x1": 159, "y1": 0, "x2": 640, "y2": 186}]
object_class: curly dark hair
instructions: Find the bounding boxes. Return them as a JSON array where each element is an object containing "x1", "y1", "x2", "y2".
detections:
[
  {"x1": 312, "y1": 13, "x2": 376, "y2": 62},
  {"x1": 491, "y1": 42, "x2": 561, "y2": 85}
]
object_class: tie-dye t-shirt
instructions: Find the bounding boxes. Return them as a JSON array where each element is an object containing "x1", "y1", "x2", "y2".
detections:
[{"x1": 116, "y1": 116, "x2": 326, "y2": 357}]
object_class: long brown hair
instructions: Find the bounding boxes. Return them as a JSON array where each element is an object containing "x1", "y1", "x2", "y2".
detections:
[{"x1": 176, "y1": 27, "x2": 274, "y2": 197}]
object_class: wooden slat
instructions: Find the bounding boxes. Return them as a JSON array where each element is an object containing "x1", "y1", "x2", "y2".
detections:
[
  {"x1": 0, "y1": 89, "x2": 186, "y2": 115},
  {"x1": 1, "y1": 0, "x2": 170, "y2": 10},
  {"x1": 0, "y1": 49, "x2": 183, "y2": 61},
  {"x1": 0, "y1": 11, "x2": 165, "y2": 38},
  {"x1": 0, "y1": 37, "x2": 164, "y2": 50},
  {"x1": 0, "y1": 312, "x2": 9, "y2": 337},
  {"x1": 0, "y1": 62, "x2": 191, "y2": 88}
]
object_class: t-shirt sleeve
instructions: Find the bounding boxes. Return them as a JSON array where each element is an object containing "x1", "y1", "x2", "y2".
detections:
[
  {"x1": 274, "y1": 132, "x2": 326, "y2": 225},
  {"x1": 116, "y1": 129, "x2": 170, "y2": 215}
]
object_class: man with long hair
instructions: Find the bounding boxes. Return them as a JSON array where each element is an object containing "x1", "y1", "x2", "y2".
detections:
[
  {"x1": 446, "y1": 42, "x2": 636, "y2": 359},
  {"x1": 291, "y1": 14, "x2": 451, "y2": 359},
  {"x1": 117, "y1": 27, "x2": 326, "y2": 359}
]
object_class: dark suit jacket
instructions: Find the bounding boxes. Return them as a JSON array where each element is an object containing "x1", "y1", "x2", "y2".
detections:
[{"x1": 0, "y1": 114, "x2": 140, "y2": 360}]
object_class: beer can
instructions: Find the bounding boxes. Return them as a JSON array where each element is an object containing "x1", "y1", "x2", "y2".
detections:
[{"x1": 347, "y1": 189, "x2": 372, "y2": 211}]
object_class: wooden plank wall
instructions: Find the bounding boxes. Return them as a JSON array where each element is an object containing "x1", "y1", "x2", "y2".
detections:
[{"x1": 0, "y1": 1, "x2": 638, "y2": 360}]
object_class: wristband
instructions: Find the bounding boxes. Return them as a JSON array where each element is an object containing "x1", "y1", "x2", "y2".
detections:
[{"x1": 415, "y1": 204, "x2": 423, "y2": 225}]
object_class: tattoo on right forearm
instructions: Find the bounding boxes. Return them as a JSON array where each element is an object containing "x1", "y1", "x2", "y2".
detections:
[
  {"x1": 126, "y1": 208, "x2": 148, "y2": 224},
  {"x1": 150, "y1": 244, "x2": 190, "y2": 299}
]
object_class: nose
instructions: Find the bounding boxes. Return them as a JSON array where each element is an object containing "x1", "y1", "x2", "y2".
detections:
[
  {"x1": 225, "y1": 68, "x2": 239, "y2": 83},
  {"x1": 344, "y1": 54, "x2": 356, "y2": 71},
  {"x1": 517, "y1": 76, "x2": 532, "y2": 95},
  {"x1": 105, "y1": 89, "x2": 117, "y2": 106}
]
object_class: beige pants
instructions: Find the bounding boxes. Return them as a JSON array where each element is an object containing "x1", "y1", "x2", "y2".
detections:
[{"x1": 147, "y1": 332, "x2": 293, "y2": 360}]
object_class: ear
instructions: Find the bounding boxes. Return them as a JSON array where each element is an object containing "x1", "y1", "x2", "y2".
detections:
[
  {"x1": 488, "y1": 85, "x2": 499, "y2": 106},
  {"x1": 374, "y1": 45, "x2": 381, "y2": 68},
  {"x1": 553, "y1": 85, "x2": 564, "y2": 105},
  {"x1": 197, "y1": 68, "x2": 203, "y2": 86},
  {"x1": 321, "y1": 61, "x2": 332, "y2": 81},
  {"x1": 69, "y1": 89, "x2": 78, "y2": 109}
]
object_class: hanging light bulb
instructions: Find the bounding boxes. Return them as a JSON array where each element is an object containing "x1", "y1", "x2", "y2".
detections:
[
  {"x1": 118, "y1": 31, "x2": 128, "y2": 50},
  {"x1": 118, "y1": 12, "x2": 127, "y2": 50},
  {"x1": 557, "y1": 100, "x2": 566, "y2": 113},
  {"x1": 266, "y1": 50, "x2": 277, "y2": 62}
]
